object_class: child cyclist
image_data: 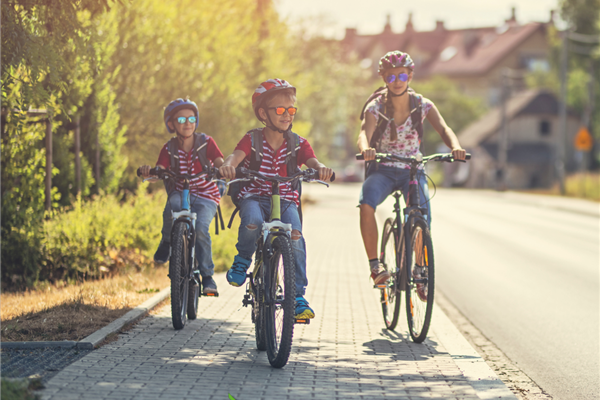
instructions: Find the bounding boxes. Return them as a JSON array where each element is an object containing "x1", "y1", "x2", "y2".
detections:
[
  {"x1": 219, "y1": 79, "x2": 333, "y2": 320},
  {"x1": 139, "y1": 98, "x2": 225, "y2": 295},
  {"x1": 358, "y1": 51, "x2": 466, "y2": 284}
]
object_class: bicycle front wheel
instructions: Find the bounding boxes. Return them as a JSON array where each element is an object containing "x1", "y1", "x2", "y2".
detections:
[
  {"x1": 265, "y1": 235, "x2": 296, "y2": 368},
  {"x1": 170, "y1": 222, "x2": 190, "y2": 330},
  {"x1": 380, "y1": 218, "x2": 401, "y2": 330},
  {"x1": 253, "y1": 246, "x2": 267, "y2": 351},
  {"x1": 405, "y1": 219, "x2": 435, "y2": 343}
]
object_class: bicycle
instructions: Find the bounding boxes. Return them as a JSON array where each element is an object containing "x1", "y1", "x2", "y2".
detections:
[
  {"x1": 137, "y1": 166, "x2": 222, "y2": 330},
  {"x1": 229, "y1": 167, "x2": 333, "y2": 368},
  {"x1": 357, "y1": 152, "x2": 470, "y2": 342}
]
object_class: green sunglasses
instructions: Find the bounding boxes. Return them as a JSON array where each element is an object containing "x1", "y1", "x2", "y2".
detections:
[{"x1": 176, "y1": 116, "x2": 197, "y2": 124}]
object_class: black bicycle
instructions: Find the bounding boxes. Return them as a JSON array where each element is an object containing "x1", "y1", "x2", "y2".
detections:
[
  {"x1": 357, "y1": 152, "x2": 470, "y2": 342},
  {"x1": 230, "y1": 167, "x2": 333, "y2": 368},
  {"x1": 137, "y1": 166, "x2": 221, "y2": 330}
]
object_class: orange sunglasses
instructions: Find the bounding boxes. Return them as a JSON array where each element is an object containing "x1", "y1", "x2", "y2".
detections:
[{"x1": 268, "y1": 106, "x2": 298, "y2": 116}]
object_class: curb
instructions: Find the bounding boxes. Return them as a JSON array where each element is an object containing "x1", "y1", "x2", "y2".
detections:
[
  {"x1": 1, "y1": 286, "x2": 170, "y2": 351},
  {"x1": 433, "y1": 302, "x2": 519, "y2": 400}
]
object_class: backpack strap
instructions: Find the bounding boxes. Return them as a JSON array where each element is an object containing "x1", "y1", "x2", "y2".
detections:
[
  {"x1": 165, "y1": 137, "x2": 180, "y2": 193},
  {"x1": 408, "y1": 90, "x2": 423, "y2": 141},
  {"x1": 248, "y1": 128, "x2": 264, "y2": 171},
  {"x1": 192, "y1": 133, "x2": 210, "y2": 170}
]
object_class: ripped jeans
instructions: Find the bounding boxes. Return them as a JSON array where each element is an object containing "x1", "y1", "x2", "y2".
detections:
[{"x1": 236, "y1": 195, "x2": 307, "y2": 296}]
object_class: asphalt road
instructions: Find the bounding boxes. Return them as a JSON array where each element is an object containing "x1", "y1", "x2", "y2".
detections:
[{"x1": 428, "y1": 189, "x2": 599, "y2": 400}]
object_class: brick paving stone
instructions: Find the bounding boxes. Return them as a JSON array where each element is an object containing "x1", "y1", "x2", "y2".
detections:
[{"x1": 39, "y1": 184, "x2": 505, "y2": 400}]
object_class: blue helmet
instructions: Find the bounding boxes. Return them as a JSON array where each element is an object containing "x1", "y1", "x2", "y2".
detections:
[{"x1": 164, "y1": 98, "x2": 199, "y2": 133}]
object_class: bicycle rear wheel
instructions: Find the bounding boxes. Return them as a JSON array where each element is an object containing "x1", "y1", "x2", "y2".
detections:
[
  {"x1": 380, "y1": 218, "x2": 401, "y2": 330},
  {"x1": 170, "y1": 222, "x2": 190, "y2": 330},
  {"x1": 405, "y1": 219, "x2": 434, "y2": 343},
  {"x1": 187, "y1": 277, "x2": 199, "y2": 321},
  {"x1": 265, "y1": 235, "x2": 296, "y2": 368}
]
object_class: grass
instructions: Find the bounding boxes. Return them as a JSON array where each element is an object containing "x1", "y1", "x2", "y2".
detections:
[
  {"x1": 520, "y1": 172, "x2": 600, "y2": 202},
  {"x1": 1, "y1": 378, "x2": 41, "y2": 400},
  {"x1": 1, "y1": 265, "x2": 170, "y2": 342}
]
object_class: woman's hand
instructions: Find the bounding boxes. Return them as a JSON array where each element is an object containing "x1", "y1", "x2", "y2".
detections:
[
  {"x1": 139, "y1": 165, "x2": 152, "y2": 178},
  {"x1": 451, "y1": 148, "x2": 467, "y2": 161}
]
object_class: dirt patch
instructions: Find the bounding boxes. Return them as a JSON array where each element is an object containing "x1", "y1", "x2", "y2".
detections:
[{"x1": 1, "y1": 267, "x2": 170, "y2": 342}]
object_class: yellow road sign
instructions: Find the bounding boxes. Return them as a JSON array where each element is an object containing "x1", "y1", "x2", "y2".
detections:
[{"x1": 574, "y1": 126, "x2": 593, "y2": 151}]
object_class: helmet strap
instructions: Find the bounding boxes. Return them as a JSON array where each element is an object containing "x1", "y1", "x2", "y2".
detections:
[
  {"x1": 388, "y1": 85, "x2": 409, "y2": 97},
  {"x1": 264, "y1": 112, "x2": 290, "y2": 134}
]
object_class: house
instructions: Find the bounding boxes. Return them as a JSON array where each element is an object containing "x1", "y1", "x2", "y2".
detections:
[
  {"x1": 341, "y1": 8, "x2": 555, "y2": 106},
  {"x1": 452, "y1": 90, "x2": 581, "y2": 189}
]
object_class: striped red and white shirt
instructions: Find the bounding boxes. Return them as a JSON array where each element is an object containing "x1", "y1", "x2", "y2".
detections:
[
  {"x1": 235, "y1": 129, "x2": 316, "y2": 206},
  {"x1": 156, "y1": 136, "x2": 224, "y2": 205}
]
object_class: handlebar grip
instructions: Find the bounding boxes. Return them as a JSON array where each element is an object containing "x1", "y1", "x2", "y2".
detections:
[
  {"x1": 331, "y1": 172, "x2": 336, "y2": 182},
  {"x1": 466, "y1": 153, "x2": 471, "y2": 160},
  {"x1": 356, "y1": 154, "x2": 364, "y2": 160},
  {"x1": 136, "y1": 167, "x2": 143, "y2": 177}
]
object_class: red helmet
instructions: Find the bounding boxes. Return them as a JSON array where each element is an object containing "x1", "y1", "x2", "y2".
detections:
[{"x1": 252, "y1": 79, "x2": 296, "y2": 120}]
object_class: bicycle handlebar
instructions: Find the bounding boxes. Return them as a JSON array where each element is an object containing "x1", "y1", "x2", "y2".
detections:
[
  {"x1": 136, "y1": 166, "x2": 222, "y2": 181},
  {"x1": 355, "y1": 152, "x2": 471, "y2": 164},
  {"x1": 234, "y1": 167, "x2": 335, "y2": 184}
]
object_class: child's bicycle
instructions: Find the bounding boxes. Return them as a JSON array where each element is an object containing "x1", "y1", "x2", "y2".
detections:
[
  {"x1": 229, "y1": 167, "x2": 333, "y2": 368},
  {"x1": 137, "y1": 166, "x2": 222, "y2": 330},
  {"x1": 356, "y1": 152, "x2": 470, "y2": 343}
]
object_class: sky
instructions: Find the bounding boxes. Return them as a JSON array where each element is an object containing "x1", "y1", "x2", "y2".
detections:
[{"x1": 274, "y1": 0, "x2": 563, "y2": 39}]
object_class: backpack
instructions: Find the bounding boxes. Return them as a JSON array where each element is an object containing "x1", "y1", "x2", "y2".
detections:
[
  {"x1": 165, "y1": 132, "x2": 225, "y2": 234},
  {"x1": 359, "y1": 87, "x2": 424, "y2": 177},
  {"x1": 226, "y1": 128, "x2": 302, "y2": 228}
]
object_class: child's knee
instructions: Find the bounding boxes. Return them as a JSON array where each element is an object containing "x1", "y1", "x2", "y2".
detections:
[
  {"x1": 291, "y1": 229, "x2": 302, "y2": 241},
  {"x1": 245, "y1": 224, "x2": 258, "y2": 231}
]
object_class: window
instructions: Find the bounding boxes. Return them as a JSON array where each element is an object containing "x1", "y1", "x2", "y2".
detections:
[{"x1": 539, "y1": 120, "x2": 551, "y2": 136}]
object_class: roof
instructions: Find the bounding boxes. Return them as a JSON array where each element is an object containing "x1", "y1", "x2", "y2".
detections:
[
  {"x1": 457, "y1": 89, "x2": 576, "y2": 148},
  {"x1": 342, "y1": 20, "x2": 549, "y2": 77}
]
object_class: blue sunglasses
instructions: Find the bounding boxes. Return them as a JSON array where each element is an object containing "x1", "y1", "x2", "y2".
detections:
[
  {"x1": 176, "y1": 116, "x2": 197, "y2": 124},
  {"x1": 385, "y1": 73, "x2": 409, "y2": 84}
]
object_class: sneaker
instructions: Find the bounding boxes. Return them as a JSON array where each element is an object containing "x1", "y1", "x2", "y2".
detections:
[
  {"x1": 153, "y1": 241, "x2": 171, "y2": 264},
  {"x1": 295, "y1": 296, "x2": 315, "y2": 319},
  {"x1": 371, "y1": 264, "x2": 391, "y2": 285},
  {"x1": 226, "y1": 255, "x2": 252, "y2": 287},
  {"x1": 413, "y1": 265, "x2": 428, "y2": 301},
  {"x1": 202, "y1": 276, "x2": 218, "y2": 295}
]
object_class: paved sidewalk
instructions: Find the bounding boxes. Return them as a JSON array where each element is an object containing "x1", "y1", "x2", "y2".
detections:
[{"x1": 40, "y1": 184, "x2": 515, "y2": 400}]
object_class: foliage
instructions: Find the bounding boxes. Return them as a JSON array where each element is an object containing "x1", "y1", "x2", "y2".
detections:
[{"x1": 411, "y1": 76, "x2": 488, "y2": 153}]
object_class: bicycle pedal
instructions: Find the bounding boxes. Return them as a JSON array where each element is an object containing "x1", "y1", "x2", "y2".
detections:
[
  {"x1": 294, "y1": 319, "x2": 310, "y2": 325},
  {"x1": 373, "y1": 284, "x2": 388, "y2": 289},
  {"x1": 201, "y1": 292, "x2": 219, "y2": 297}
]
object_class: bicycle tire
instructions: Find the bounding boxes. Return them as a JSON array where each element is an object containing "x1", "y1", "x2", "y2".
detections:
[
  {"x1": 265, "y1": 235, "x2": 296, "y2": 368},
  {"x1": 380, "y1": 218, "x2": 401, "y2": 330},
  {"x1": 187, "y1": 278, "x2": 199, "y2": 321},
  {"x1": 253, "y1": 246, "x2": 267, "y2": 351},
  {"x1": 405, "y1": 219, "x2": 435, "y2": 343},
  {"x1": 170, "y1": 222, "x2": 190, "y2": 330}
]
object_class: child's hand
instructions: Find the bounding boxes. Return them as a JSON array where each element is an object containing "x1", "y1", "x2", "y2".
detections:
[
  {"x1": 317, "y1": 166, "x2": 334, "y2": 182},
  {"x1": 219, "y1": 165, "x2": 236, "y2": 180},
  {"x1": 451, "y1": 148, "x2": 466, "y2": 161},
  {"x1": 139, "y1": 165, "x2": 152, "y2": 178}
]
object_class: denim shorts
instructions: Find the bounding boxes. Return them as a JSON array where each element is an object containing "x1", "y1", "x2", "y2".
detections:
[{"x1": 359, "y1": 165, "x2": 431, "y2": 224}]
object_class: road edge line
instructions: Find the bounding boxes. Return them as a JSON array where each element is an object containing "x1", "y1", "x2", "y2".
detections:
[{"x1": 433, "y1": 302, "x2": 518, "y2": 400}]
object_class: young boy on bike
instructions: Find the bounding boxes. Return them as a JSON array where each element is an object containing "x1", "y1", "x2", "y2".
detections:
[
  {"x1": 358, "y1": 51, "x2": 466, "y2": 284},
  {"x1": 139, "y1": 98, "x2": 224, "y2": 295},
  {"x1": 219, "y1": 79, "x2": 333, "y2": 320}
]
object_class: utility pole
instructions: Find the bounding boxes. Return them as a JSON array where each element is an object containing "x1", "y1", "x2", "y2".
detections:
[
  {"x1": 74, "y1": 116, "x2": 81, "y2": 195},
  {"x1": 557, "y1": 30, "x2": 569, "y2": 195},
  {"x1": 497, "y1": 69, "x2": 510, "y2": 191}
]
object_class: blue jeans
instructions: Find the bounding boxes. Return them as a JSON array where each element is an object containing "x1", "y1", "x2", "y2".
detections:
[
  {"x1": 359, "y1": 165, "x2": 432, "y2": 225},
  {"x1": 236, "y1": 196, "x2": 307, "y2": 296},
  {"x1": 161, "y1": 192, "x2": 218, "y2": 277}
]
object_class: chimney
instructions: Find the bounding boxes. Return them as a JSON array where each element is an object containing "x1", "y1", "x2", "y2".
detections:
[
  {"x1": 505, "y1": 7, "x2": 517, "y2": 24},
  {"x1": 435, "y1": 20, "x2": 445, "y2": 31},
  {"x1": 383, "y1": 14, "x2": 392, "y2": 34},
  {"x1": 463, "y1": 31, "x2": 479, "y2": 56},
  {"x1": 549, "y1": 10, "x2": 556, "y2": 24},
  {"x1": 405, "y1": 12, "x2": 414, "y2": 32}
]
